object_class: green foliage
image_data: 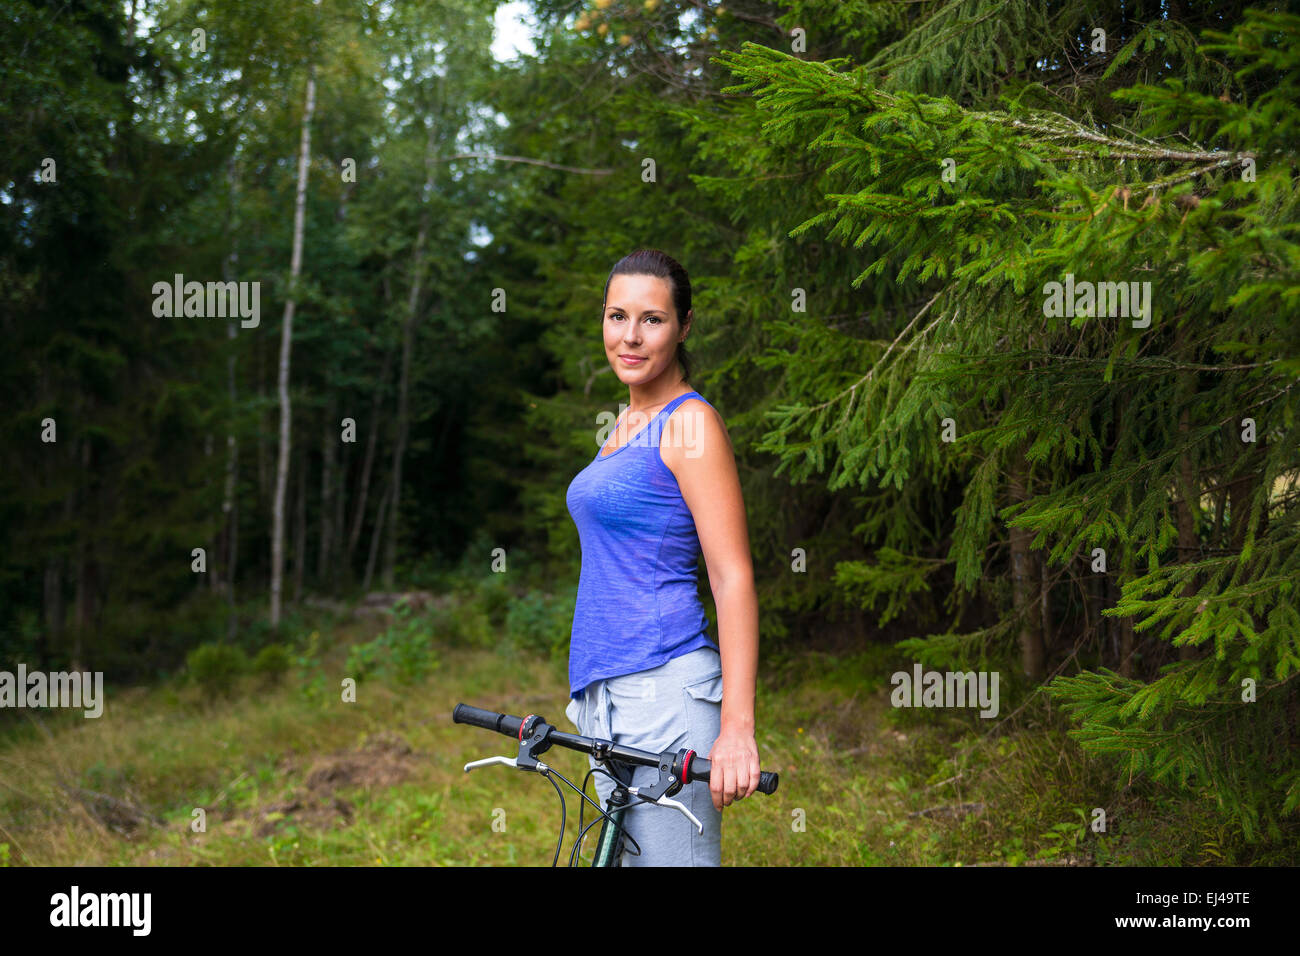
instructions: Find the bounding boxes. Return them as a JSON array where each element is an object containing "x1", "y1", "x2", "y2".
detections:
[
  {"x1": 292, "y1": 631, "x2": 327, "y2": 704},
  {"x1": 251, "y1": 644, "x2": 292, "y2": 684},
  {"x1": 699, "y1": 7, "x2": 1300, "y2": 839},
  {"x1": 185, "y1": 643, "x2": 249, "y2": 698},
  {"x1": 345, "y1": 601, "x2": 441, "y2": 685},
  {"x1": 503, "y1": 589, "x2": 576, "y2": 662},
  {"x1": 1038, "y1": 808, "x2": 1091, "y2": 859},
  {"x1": 476, "y1": 574, "x2": 512, "y2": 631},
  {"x1": 834, "y1": 547, "x2": 938, "y2": 626},
  {"x1": 4, "y1": 0, "x2": 1297, "y2": 862}
]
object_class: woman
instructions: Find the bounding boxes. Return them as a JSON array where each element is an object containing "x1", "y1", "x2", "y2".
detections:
[{"x1": 564, "y1": 248, "x2": 761, "y2": 866}]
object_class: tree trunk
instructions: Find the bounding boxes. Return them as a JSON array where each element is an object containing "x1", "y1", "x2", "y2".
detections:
[
  {"x1": 1039, "y1": 553, "x2": 1054, "y2": 665},
  {"x1": 1008, "y1": 448, "x2": 1046, "y2": 681},
  {"x1": 258, "y1": 341, "x2": 267, "y2": 508},
  {"x1": 382, "y1": 119, "x2": 438, "y2": 590},
  {"x1": 270, "y1": 64, "x2": 316, "y2": 629},
  {"x1": 315, "y1": 181, "x2": 352, "y2": 591},
  {"x1": 222, "y1": 152, "x2": 241, "y2": 636},
  {"x1": 72, "y1": 543, "x2": 88, "y2": 674},
  {"x1": 1087, "y1": 568, "x2": 1104, "y2": 661},
  {"x1": 207, "y1": 434, "x2": 219, "y2": 594},
  {"x1": 364, "y1": 485, "x2": 390, "y2": 594},
  {"x1": 1117, "y1": 587, "x2": 1135, "y2": 678},
  {"x1": 43, "y1": 555, "x2": 64, "y2": 668},
  {"x1": 318, "y1": 398, "x2": 336, "y2": 586},
  {"x1": 293, "y1": 444, "x2": 307, "y2": 606},
  {"x1": 70, "y1": 436, "x2": 94, "y2": 673},
  {"x1": 333, "y1": 430, "x2": 348, "y2": 589},
  {"x1": 1100, "y1": 575, "x2": 1132, "y2": 676},
  {"x1": 347, "y1": 343, "x2": 393, "y2": 574}
]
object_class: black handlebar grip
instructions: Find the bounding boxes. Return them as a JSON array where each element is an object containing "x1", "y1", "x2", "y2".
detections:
[
  {"x1": 452, "y1": 703, "x2": 523, "y2": 739},
  {"x1": 685, "y1": 757, "x2": 779, "y2": 795}
]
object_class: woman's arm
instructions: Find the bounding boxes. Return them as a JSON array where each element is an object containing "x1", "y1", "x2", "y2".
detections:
[{"x1": 662, "y1": 400, "x2": 762, "y2": 811}]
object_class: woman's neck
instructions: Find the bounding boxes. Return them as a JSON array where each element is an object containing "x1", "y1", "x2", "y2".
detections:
[{"x1": 626, "y1": 377, "x2": 691, "y2": 415}]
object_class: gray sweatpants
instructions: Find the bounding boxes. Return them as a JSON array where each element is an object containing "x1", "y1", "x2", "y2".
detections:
[{"x1": 564, "y1": 646, "x2": 724, "y2": 866}]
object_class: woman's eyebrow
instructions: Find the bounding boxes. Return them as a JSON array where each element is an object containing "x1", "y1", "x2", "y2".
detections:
[{"x1": 606, "y1": 304, "x2": 666, "y2": 316}]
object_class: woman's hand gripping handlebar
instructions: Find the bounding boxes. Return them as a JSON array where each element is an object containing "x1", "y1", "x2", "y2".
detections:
[{"x1": 452, "y1": 702, "x2": 778, "y2": 832}]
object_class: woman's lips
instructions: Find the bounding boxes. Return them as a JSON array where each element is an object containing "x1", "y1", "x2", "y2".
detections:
[{"x1": 619, "y1": 355, "x2": 647, "y2": 365}]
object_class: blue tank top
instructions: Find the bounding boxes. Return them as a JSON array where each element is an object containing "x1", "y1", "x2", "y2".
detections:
[{"x1": 565, "y1": 390, "x2": 717, "y2": 699}]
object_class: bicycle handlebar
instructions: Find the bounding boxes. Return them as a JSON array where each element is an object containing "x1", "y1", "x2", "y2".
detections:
[
  {"x1": 453, "y1": 703, "x2": 524, "y2": 739},
  {"x1": 453, "y1": 702, "x2": 779, "y2": 795}
]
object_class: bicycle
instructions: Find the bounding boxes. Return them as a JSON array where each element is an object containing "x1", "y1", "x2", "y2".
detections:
[{"x1": 453, "y1": 702, "x2": 779, "y2": 866}]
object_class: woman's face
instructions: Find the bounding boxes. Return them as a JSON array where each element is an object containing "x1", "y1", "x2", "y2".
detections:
[{"x1": 603, "y1": 273, "x2": 689, "y2": 386}]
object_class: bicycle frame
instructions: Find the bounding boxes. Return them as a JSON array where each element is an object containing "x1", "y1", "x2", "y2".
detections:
[{"x1": 588, "y1": 759, "x2": 634, "y2": 867}]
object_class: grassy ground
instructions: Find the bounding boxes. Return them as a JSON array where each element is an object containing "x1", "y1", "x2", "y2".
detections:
[{"x1": 0, "y1": 600, "x2": 1284, "y2": 867}]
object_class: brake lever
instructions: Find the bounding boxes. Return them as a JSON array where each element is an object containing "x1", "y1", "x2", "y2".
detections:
[
  {"x1": 463, "y1": 754, "x2": 553, "y2": 774},
  {"x1": 464, "y1": 754, "x2": 516, "y2": 772},
  {"x1": 464, "y1": 714, "x2": 557, "y2": 775},
  {"x1": 626, "y1": 787, "x2": 704, "y2": 833}
]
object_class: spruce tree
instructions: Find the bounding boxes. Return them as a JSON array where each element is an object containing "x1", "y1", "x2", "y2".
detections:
[{"x1": 707, "y1": 5, "x2": 1299, "y2": 837}]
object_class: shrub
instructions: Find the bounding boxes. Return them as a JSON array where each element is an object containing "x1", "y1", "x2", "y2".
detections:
[
  {"x1": 504, "y1": 589, "x2": 575, "y2": 661},
  {"x1": 251, "y1": 644, "x2": 292, "y2": 684},
  {"x1": 478, "y1": 573, "x2": 512, "y2": 628},
  {"x1": 293, "y1": 630, "x2": 326, "y2": 703},
  {"x1": 345, "y1": 603, "x2": 440, "y2": 684},
  {"x1": 186, "y1": 642, "x2": 249, "y2": 697}
]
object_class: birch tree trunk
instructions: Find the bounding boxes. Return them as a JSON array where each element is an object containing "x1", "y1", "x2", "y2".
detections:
[{"x1": 271, "y1": 64, "x2": 316, "y2": 629}]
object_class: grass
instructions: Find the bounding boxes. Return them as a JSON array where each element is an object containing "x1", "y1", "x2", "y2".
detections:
[{"x1": 0, "y1": 596, "x2": 1289, "y2": 867}]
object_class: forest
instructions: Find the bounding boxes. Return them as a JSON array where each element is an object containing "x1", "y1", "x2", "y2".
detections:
[{"x1": 1, "y1": 0, "x2": 1297, "y2": 867}]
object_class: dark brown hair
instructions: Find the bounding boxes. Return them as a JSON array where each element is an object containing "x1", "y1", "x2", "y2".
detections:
[{"x1": 602, "y1": 249, "x2": 694, "y2": 385}]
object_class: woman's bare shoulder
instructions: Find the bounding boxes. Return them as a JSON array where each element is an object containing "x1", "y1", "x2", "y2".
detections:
[{"x1": 661, "y1": 397, "x2": 731, "y2": 472}]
